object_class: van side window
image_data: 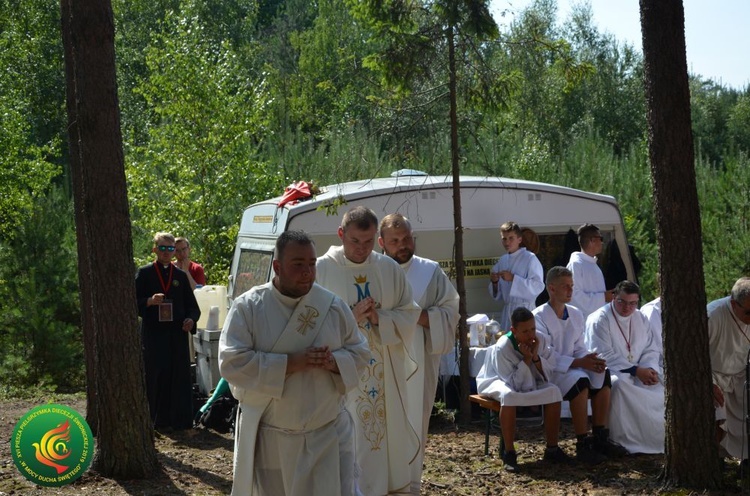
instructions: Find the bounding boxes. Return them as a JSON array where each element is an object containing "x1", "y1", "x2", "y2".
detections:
[{"x1": 232, "y1": 250, "x2": 273, "y2": 299}]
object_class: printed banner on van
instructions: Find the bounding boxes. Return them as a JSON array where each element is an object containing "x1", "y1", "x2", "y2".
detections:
[{"x1": 438, "y1": 258, "x2": 498, "y2": 278}]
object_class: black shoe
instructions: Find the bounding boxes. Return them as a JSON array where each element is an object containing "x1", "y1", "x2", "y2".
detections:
[
  {"x1": 502, "y1": 450, "x2": 519, "y2": 473},
  {"x1": 543, "y1": 446, "x2": 572, "y2": 464},
  {"x1": 576, "y1": 437, "x2": 607, "y2": 465},
  {"x1": 738, "y1": 459, "x2": 749, "y2": 480},
  {"x1": 593, "y1": 428, "x2": 628, "y2": 458}
]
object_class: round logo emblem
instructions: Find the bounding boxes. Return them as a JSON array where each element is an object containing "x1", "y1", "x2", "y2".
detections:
[{"x1": 11, "y1": 404, "x2": 94, "y2": 487}]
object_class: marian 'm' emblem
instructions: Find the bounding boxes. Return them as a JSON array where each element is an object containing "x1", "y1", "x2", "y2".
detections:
[
  {"x1": 296, "y1": 305, "x2": 319, "y2": 335},
  {"x1": 354, "y1": 274, "x2": 371, "y2": 302}
]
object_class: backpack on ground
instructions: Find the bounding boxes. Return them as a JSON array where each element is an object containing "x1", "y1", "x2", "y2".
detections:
[{"x1": 196, "y1": 392, "x2": 238, "y2": 434}]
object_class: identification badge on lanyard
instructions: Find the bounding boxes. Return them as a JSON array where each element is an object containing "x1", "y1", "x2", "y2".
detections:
[
  {"x1": 154, "y1": 263, "x2": 175, "y2": 322},
  {"x1": 159, "y1": 300, "x2": 173, "y2": 322}
]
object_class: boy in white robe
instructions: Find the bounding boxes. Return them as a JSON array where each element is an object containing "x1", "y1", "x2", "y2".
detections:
[
  {"x1": 566, "y1": 223, "x2": 613, "y2": 319},
  {"x1": 708, "y1": 277, "x2": 750, "y2": 461},
  {"x1": 378, "y1": 213, "x2": 460, "y2": 494},
  {"x1": 534, "y1": 266, "x2": 626, "y2": 463},
  {"x1": 488, "y1": 221, "x2": 545, "y2": 332},
  {"x1": 219, "y1": 230, "x2": 371, "y2": 496},
  {"x1": 584, "y1": 280, "x2": 665, "y2": 454},
  {"x1": 316, "y1": 206, "x2": 421, "y2": 496},
  {"x1": 477, "y1": 307, "x2": 571, "y2": 472}
]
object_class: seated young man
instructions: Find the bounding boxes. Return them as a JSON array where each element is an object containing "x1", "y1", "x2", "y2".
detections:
[
  {"x1": 476, "y1": 307, "x2": 570, "y2": 472},
  {"x1": 584, "y1": 280, "x2": 664, "y2": 454},
  {"x1": 533, "y1": 266, "x2": 626, "y2": 463}
]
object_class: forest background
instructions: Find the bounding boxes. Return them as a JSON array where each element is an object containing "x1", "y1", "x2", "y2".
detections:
[{"x1": 0, "y1": 0, "x2": 748, "y2": 394}]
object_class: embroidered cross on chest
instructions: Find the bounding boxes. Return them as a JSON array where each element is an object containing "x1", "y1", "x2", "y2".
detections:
[{"x1": 296, "y1": 305, "x2": 319, "y2": 335}]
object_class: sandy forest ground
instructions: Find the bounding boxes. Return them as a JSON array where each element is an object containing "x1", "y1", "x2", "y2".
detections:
[{"x1": 0, "y1": 394, "x2": 744, "y2": 495}]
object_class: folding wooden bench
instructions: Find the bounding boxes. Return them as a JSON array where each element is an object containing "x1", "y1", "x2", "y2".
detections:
[
  {"x1": 469, "y1": 394, "x2": 502, "y2": 456},
  {"x1": 469, "y1": 394, "x2": 544, "y2": 456}
]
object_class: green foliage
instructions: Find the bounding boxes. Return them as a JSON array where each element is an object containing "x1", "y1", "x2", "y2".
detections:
[
  {"x1": 0, "y1": 189, "x2": 83, "y2": 391},
  {"x1": 126, "y1": 9, "x2": 284, "y2": 282},
  {"x1": 690, "y1": 77, "x2": 742, "y2": 165},
  {"x1": 288, "y1": 0, "x2": 374, "y2": 135},
  {"x1": 0, "y1": 98, "x2": 60, "y2": 240},
  {"x1": 0, "y1": 2, "x2": 64, "y2": 240},
  {"x1": 696, "y1": 152, "x2": 750, "y2": 300},
  {"x1": 2, "y1": 0, "x2": 750, "y2": 394}
]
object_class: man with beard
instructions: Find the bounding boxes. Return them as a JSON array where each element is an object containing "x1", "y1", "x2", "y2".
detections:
[
  {"x1": 378, "y1": 213, "x2": 460, "y2": 494},
  {"x1": 584, "y1": 280, "x2": 664, "y2": 454}
]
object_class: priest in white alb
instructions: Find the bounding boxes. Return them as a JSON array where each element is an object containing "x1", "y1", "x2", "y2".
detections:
[
  {"x1": 708, "y1": 277, "x2": 750, "y2": 461},
  {"x1": 219, "y1": 231, "x2": 370, "y2": 496},
  {"x1": 378, "y1": 213, "x2": 460, "y2": 494},
  {"x1": 317, "y1": 206, "x2": 421, "y2": 496},
  {"x1": 584, "y1": 280, "x2": 664, "y2": 454}
]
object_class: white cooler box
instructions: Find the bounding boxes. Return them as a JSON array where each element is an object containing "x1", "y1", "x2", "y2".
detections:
[{"x1": 193, "y1": 328, "x2": 222, "y2": 395}]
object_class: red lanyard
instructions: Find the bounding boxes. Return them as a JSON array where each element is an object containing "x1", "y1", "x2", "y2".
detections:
[
  {"x1": 153, "y1": 262, "x2": 174, "y2": 295},
  {"x1": 612, "y1": 303, "x2": 633, "y2": 360}
]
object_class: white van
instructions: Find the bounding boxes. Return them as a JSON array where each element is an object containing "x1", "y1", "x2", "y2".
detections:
[{"x1": 228, "y1": 172, "x2": 635, "y2": 315}]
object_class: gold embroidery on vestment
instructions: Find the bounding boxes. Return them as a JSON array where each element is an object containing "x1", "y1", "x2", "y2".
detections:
[{"x1": 296, "y1": 305, "x2": 319, "y2": 335}]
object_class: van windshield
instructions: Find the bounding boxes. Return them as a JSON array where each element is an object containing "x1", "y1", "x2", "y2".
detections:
[{"x1": 232, "y1": 248, "x2": 273, "y2": 299}]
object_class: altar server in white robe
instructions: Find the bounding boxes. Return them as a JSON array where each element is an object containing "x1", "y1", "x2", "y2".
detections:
[
  {"x1": 708, "y1": 277, "x2": 750, "y2": 461},
  {"x1": 567, "y1": 223, "x2": 613, "y2": 319},
  {"x1": 477, "y1": 307, "x2": 571, "y2": 472},
  {"x1": 378, "y1": 213, "x2": 460, "y2": 494},
  {"x1": 534, "y1": 266, "x2": 625, "y2": 463},
  {"x1": 219, "y1": 230, "x2": 371, "y2": 496},
  {"x1": 316, "y1": 206, "x2": 421, "y2": 496},
  {"x1": 584, "y1": 280, "x2": 664, "y2": 454},
  {"x1": 487, "y1": 221, "x2": 545, "y2": 332}
]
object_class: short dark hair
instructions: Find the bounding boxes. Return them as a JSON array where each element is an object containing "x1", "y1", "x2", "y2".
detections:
[
  {"x1": 276, "y1": 230, "x2": 314, "y2": 259},
  {"x1": 577, "y1": 223, "x2": 601, "y2": 248},
  {"x1": 342, "y1": 206, "x2": 378, "y2": 232},
  {"x1": 511, "y1": 307, "x2": 535, "y2": 328},
  {"x1": 614, "y1": 280, "x2": 640, "y2": 297},
  {"x1": 546, "y1": 266, "x2": 573, "y2": 286},
  {"x1": 500, "y1": 221, "x2": 522, "y2": 236}
]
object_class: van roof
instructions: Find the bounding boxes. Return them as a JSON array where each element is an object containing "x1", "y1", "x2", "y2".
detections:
[{"x1": 250, "y1": 175, "x2": 617, "y2": 213}]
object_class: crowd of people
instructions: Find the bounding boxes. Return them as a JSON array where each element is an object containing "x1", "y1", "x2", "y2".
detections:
[
  {"x1": 135, "y1": 217, "x2": 749, "y2": 495},
  {"x1": 477, "y1": 222, "x2": 750, "y2": 476}
]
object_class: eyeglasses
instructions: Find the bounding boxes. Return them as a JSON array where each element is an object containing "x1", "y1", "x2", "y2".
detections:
[
  {"x1": 615, "y1": 298, "x2": 639, "y2": 308},
  {"x1": 733, "y1": 299, "x2": 750, "y2": 317},
  {"x1": 157, "y1": 245, "x2": 176, "y2": 252}
]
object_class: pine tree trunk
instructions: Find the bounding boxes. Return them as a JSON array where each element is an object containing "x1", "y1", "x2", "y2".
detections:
[
  {"x1": 60, "y1": 0, "x2": 158, "y2": 477},
  {"x1": 640, "y1": 0, "x2": 721, "y2": 488}
]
